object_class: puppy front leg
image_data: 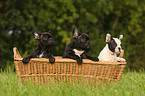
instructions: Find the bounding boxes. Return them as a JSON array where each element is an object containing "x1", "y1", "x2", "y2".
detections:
[
  {"x1": 22, "y1": 48, "x2": 40, "y2": 63},
  {"x1": 67, "y1": 54, "x2": 83, "y2": 64},
  {"x1": 81, "y1": 53, "x2": 99, "y2": 61},
  {"x1": 116, "y1": 57, "x2": 126, "y2": 62},
  {"x1": 23, "y1": 55, "x2": 32, "y2": 63},
  {"x1": 45, "y1": 49, "x2": 55, "y2": 63},
  {"x1": 48, "y1": 54, "x2": 55, "y2": 63}
]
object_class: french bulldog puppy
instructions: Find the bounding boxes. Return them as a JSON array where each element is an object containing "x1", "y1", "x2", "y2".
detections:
[
  {"x1": 63, "y1": 28, "x2": 99, "y2": 64},
  {"x1": 23, "y1": 31, "x2": 55, "y2": 63},
  {"x1": 98, "y1": 33, "x2": 126, "y2": 62}
]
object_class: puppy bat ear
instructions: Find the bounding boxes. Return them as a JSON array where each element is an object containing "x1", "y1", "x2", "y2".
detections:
[
  {"x1": 119, "y1": 34, "x2": 123, "y2": 40},
  {"x1": 106, "y1": 33, "x2": 111, "y2": 43},
  {"x1": 86, "y1": 29, "x2": 90, "y2": 35},
  {"x1": 47, "y1": 31, "x2": 53, "y2": 36},
  {"x1": 73, "y1": 28, "x2": 79, "y2": 38},
  {"x1": 32, "y1": 30, "x2": 41, "y2": 40}
]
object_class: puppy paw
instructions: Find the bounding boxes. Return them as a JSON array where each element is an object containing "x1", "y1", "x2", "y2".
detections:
[
  {"x1": 121, "y1": 58, "x2": 126, "y2": 62},
  {"x1": 117, "y1": 57, "x2": 126, "y2": 62},
  {"x1": 76, "y1": 57, "x2": 83, "y2": 64},
  {"x1": 23, "y1": 56, "x2": 30, "y2": 63},
  {"x1": 92, "y1": 57, "x2": 99, "y2": 61},
  {"x1": 49, "y1": 57, "x2": 55, "y2": 63}
]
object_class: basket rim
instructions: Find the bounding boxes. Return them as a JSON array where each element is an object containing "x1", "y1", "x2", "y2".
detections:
[
  {"x1": 14, "y1": 57, "x2": 127, "y2": 65},
  {"x1": 13, "y1": 47, "x2": 127, "y2": 65}
]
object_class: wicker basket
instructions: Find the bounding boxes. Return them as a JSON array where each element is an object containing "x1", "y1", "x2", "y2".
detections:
[{"x1": 13, "y1": 47, "x2": 126, "y2": 85}]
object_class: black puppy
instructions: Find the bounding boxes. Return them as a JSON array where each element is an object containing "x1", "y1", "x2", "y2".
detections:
[
  {"x1": 63, "y1": 28, "x2": 99, "y2": 64},
  {"x1": 23, "y1": 31, "x2": 55, "y2": 63}
]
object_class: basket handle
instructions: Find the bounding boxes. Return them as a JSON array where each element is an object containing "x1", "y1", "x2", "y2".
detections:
[
  {"x1": 13, "y1": 47, "x2": 22, "y2": 59},
  {"x1": 119, "y1": 50, "x2": 124, "y2": 58}
]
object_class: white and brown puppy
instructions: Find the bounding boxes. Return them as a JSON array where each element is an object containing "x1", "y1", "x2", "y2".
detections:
[{"x1": 98, "y1": 33, "x2": 126, "y2": 62}]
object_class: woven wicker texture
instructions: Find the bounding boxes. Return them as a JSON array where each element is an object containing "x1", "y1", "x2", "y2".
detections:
[{"x1": 13, "y1": 47, "x2": 126, "y2": 85}]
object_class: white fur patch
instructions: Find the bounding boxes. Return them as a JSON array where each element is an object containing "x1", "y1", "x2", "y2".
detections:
[
  {"x1": 38, "y1": 52, "x2": 43, "y2": 58},
  {"x1": 113, "y1": 38, "x2": 121, "y2": 46},
  {"x1": 73, "y1": 49, "x2": 84, "y2": 57}
]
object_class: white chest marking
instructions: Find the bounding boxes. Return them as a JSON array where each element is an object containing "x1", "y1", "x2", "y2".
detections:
[
  {"x1": 38, "y1": 52, "x2": 44, "y2": 58},
  {"x1": 73, "y1": 49, "x2": 84, "y2": 57}
]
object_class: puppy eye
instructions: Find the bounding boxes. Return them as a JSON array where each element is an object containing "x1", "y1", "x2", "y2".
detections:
[
  {"x1": 81, "y1": 38, "x2": 86, "y2": 42},
  {"x1": 43, "y1": 36, "x2": 48, "y2": 40},
  {"x1": 113, "y1": 43, "x2": 116, "y2": 47}
]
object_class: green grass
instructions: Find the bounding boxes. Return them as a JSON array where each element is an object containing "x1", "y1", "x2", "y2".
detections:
[{"x1": 0, "y1": 71, "x2": 145, "y2": 96}]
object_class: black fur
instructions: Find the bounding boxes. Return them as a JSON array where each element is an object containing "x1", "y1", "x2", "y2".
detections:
[
  {"x1": 23, "y1": 31, "x2": 55, "y2": 64},
  {"x1": 107, "y1": 38, "x2": 117, "y2": 52},
  {"x1": 63, "y1": 28, "x2": 99, "y2": 64}
]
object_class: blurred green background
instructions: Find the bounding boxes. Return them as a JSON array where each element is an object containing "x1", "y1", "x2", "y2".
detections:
[{"x1": 0, "y1": 0, "x2": 144, "y2": 71}]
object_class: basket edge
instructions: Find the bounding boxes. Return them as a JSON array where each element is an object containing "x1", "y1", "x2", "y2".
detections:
[{"x1": 13, "y1": 47, "x2": 22, "y2": 59}]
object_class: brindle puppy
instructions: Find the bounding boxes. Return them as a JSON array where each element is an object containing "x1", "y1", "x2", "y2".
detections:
[
  {"x1": 63, "y1": 28, "x2": 99, "y2": 64},
  {"x1": 23, "y1": 31, "x2": 55, "y2": 63}
]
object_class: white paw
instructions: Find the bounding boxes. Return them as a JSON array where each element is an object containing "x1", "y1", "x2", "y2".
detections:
[{"x1": 117, "y1": 57, "x2": 126, "y2": 62}]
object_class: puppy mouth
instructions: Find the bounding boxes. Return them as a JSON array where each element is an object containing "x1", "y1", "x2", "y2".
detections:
[
  {"x1": 113, "y1": 50, "x2": 121, "y2": 54},
  {"x1": 45, "y1": 41, "x2": 55, "y2": 46},
  {"x1": 49, "y1": 42, "x2": 55, "y2": 46},
  {"x1": 114, "y1": 47, "x2": 122, "y2": 54},
  {"x1": 83, "y1": 46, "x2": 90, "y2": 50},
  {"x1": 115, "y1": 51, "x2": 120, "y2": 54}
]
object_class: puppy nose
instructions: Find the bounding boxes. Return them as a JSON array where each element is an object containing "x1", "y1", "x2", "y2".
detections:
[
  {"x1": 50, "y1": 38, "x2": 53, "y2": 41},
  {"x1": 118, "y1": 47, "x2": 121, "y2": 51}
]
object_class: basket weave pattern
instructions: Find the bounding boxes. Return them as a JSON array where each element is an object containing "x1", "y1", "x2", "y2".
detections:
[{"x1": 13, "y1": 47, "x2": 126, "y2": 85}]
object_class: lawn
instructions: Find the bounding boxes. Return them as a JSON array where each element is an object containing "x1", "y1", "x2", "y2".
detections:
[{"x1": 0, "y1": 71, "x2": 144, "y2": 96}]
